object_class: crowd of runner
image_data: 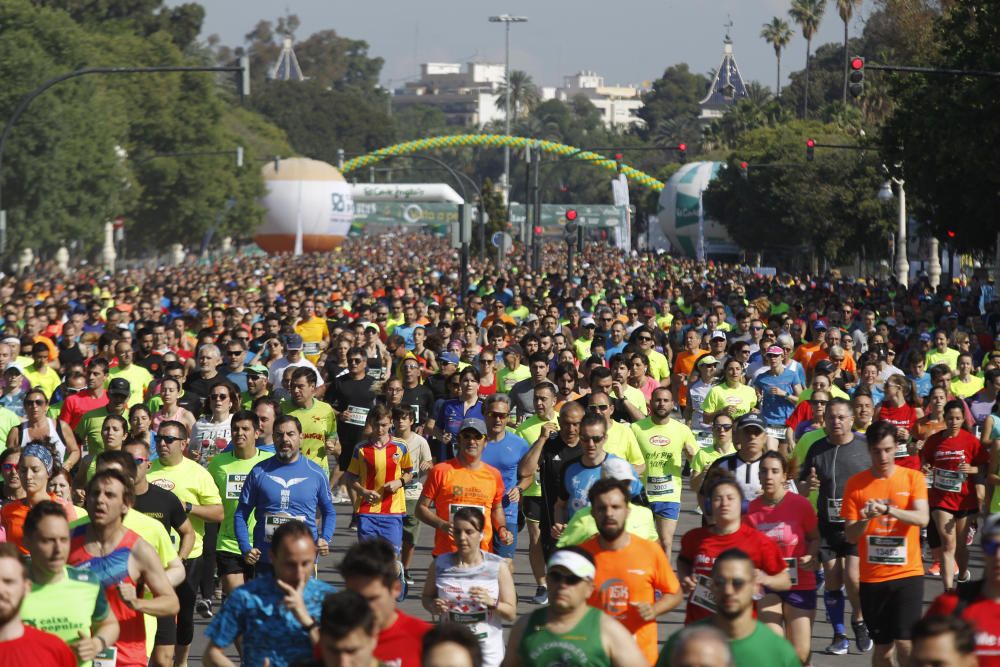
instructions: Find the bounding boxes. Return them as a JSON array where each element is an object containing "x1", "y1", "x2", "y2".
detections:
[{"x1": 0, "y1": 232, "x2": 997, "y2": 667}]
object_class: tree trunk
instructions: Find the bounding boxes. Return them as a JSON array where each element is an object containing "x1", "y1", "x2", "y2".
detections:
[
  {"x1": 776, "y1": 50, "x2": 782, "y2": 98},
  {"x1": 804, "y1": 38, "x2": 812, "y2": 118},
  {"x1": 842, "y1": 19, "x2": 849, "y2": 104}
]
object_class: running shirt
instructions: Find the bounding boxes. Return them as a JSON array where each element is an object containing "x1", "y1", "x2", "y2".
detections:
[
  {"x1": 753, "y1": 368, "x2": 800, "y2": 425},
  {"x1": 190, "y1": 415, "x2": 233, "y2": 463},
  {"x1": 925, "y1": 347, "x2": 959, "y2": 371},
  {"x1": 921, "y1": 430, "x2": 986, "y2": 511},
  {"x1": 348, "y1": 438, "x2": 412, "y2": 515},
  {"x1": 515, "y1": 414, "x2": 557, "y2": 499},
  {"x1": 603, "y1": 421, "x2": 646, "y2": 470},
  {"x1": 518, "y1": 607, "x2": 610, "y2": 667},
  {"x1": 0, "y1": 625, "x2": 76, "y2": 667},
  {"x1": 701, "y1": 383, "x2": 757, "y2": 419},
  {"x1": 557, "y1": 503, "x2": 659, "y2": 547},
  {"x1": 420, "y1": 459, "x2": 504, "y2": 556},
  {"x1": 375, "y1": 610, "x2": 431, "y2": 667},
  {"x1": 67, "y1": 527, "x2": 147, "y2": 667},
  {"x1": 434, "y1": 551, "x2": 506, "y2": 667},
  {"x1": 799, "y1": 436, "x2": 871, "y2": 526},
  {"x1": 630, "y1": 417, "x2": 693, "y2": 503},
  {"x1": 746, "y1": 493, "x2": 819, "y2": 591},
  {"x1": 59, "y1": 390, "x2": 108, "y2": 431},
  {"x1": 131, "y1": 484, "x2": 187, "y2": 551},
  {"x1": 841, "y1": 465, "x2": 927, "y2": 583},
  {"x1": 951, "y1": 375, "x2": 984, "y2": 400},
  {"x1": 581, "y1": 535, "x2": 681, "y2": 664},
  {"x1": 207, "y1": 448, "x2": 274, "y2": 555},
  {"x1": 283, "y1": 398, "x2": 338, "y2": 471},
  {"x1": 496, "y1": 365, "x2": 530, "y2": 393},
  {"x1": 705, "y1": 452, "x2": 765, "y2": 503},
  {"x1": 21, "y1": 566, "x2": 109, "y2": 667},
  {"x1": 678, "y1": 523, "x2": 786, "y2": 625},
  {"x1": 877, "y1": 402, "x2": 921, "y2": 469},
  {"x1": 558, "y1": 453, "x2": 644, "y2": 515},
  {"x1": 481, "y1": 433, "x2": 530, "y2": 521},
  {"x1": 234, "y1": 455, "x2": 336, "y2": 564},
  {"x1": 658, "y1": 619, "x2": 800, "y2": 667},
  {"x1": 107, "y1": 364, "x2": 152, "y2": 408},
  {"x1": 147, "y1": 457, "x2": 222, "y2": 559},
  {"x1": 1, "y1": 496, "x2": 74, "y2": 554},
  {"x1": 686, "y1": 380, "x2": 711, "y2": 432}
]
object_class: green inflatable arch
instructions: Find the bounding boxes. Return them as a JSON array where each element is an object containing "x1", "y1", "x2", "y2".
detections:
[{"x1": 341, "y1": 134, "x2": 665, "y2": 192}]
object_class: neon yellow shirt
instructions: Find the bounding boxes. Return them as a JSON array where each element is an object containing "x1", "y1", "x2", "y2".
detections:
[
  {"x1": 515, "y1": 414, "x2": 558, "y2": 498},
  {"x1": 207, "y1": 449, "x2": 274, "y2": 555},
  {"x1": 108, "y1": 364, "x2": 154, "y2": 408},
  {"x1": 793, "y1": 427, "x2": 827, "y2": 508},
  {"x1": 282, "y1": 399, "x2": 337, "y2": 471},
  {"x1": 951, "y1": 375, "x2": 984, "y2": 399},
  {"x1": 497, "y1": 365, "x2": 530, "y2": 393},
  {"x1": 630, "y1": 417, "x2": 695, "y2": 503},
  {"x1": 701, "y1": 383, "x2": 757, "y2": 418},
  {"x1": 147, "y1": 457, "x2": 222, "y2": 559},
  {"x1": 604, "y1": 421, "x2": 645, "y2": 469},
  {"x1": 925, "y1": 347, "x2": 960, "y2": 372},
  {"x1": 556, "y1": 503, "x2": 658, "y2": 547},
  {"x1": 644, "y1": 349, "x2": 670, "y2": 382},
  {"x1": 23, "y1": 364, "x2": 60, "y2": 401}
]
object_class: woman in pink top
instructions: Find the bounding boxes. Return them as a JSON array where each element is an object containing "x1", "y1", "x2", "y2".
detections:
[{"x1": 746, "y1": 451, "x2": 820, "y2": 665}]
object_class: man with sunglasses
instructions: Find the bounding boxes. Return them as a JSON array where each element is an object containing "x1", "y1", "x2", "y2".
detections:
[
  {"x1": 584, "y1": 391, "x2": 645, "y2": 476},
  {"x1": 505, "y1": 546, "x2": 647, "y2": 667},
  {"x1": 222, "y1": 339, "x2": 249, "y2": 392},
  {"x1": 658, "y1": 548, "x2": 801, "y2": 667}
]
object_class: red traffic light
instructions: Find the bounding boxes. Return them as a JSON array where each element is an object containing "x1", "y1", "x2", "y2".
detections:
[
  {"x1": 806, "y1": 139, "x2": 816, "y2": 148},
  {"x1": 851, "y1": 57, "x2": 865, "y2": 71},
  {"x1": 678, "y1": 143, "x2": 687, "y2": 152},
  {"x1": 740, "y1": 161, "x2": 748, "y2": 169},
  {"x1": 534, "y1": 226, "x2": 543, "y2": 235},
  {"x1": 614, "y1": 153, "x2": 623, "y2": 161},
  {"x1": 947, "y1": 230, "x2": 956, "y2": 238},
  {"x1": 565, "y1": 209, "x2": 578, "y2": 222}
]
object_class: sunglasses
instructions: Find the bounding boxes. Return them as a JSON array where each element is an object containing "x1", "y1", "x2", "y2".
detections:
[
  {"x1": 637, "y1": 336, "x2": 652, "y2": 342},
  {"x1": 579, "y1": 435, "x2": 605, "y2": 443},
  {"x1": 159, "y1": 435, "x2": 184, "y2": 444},
  {"x1": 589, "y1": 405, "x2": 610, "y2": 412},
  {"x1": 480, "y1": 358, "x2": 495, "y2": 363},
  {"x1": 486, "y1": 411, "x2": 510, "y2": 419},
  {"x1": 24, "y1": 399, "x2": 45, "y2": 406},
  {"x1": 133, "y1": 457, "x2": 148, "y2": 465},
  {"x1": 1, "y1": 463, "x2": 15, "y2": 472},
  {"x1": 712, "y1": 576, "x2": 749, "y2": 590},
  {"x1": 547, "y1": 570, "x2": 585, "y2": 586},
  {"x1": 210, "y1": 394, "x2": 230, "y2": 400},
  {"x1": 348, "y1": 358, "x2": 365, "y2": 365},
  {"x1": 713, "y1": 423, "x2": 734, "y2": 431}
]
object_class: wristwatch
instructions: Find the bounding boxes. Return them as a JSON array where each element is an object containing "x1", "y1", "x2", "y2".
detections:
[{"x1": 184, "y1": 502, "x2": 193, "y2": 513}]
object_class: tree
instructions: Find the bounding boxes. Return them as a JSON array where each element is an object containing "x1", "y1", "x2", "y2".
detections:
[
  {"x1": 789, "y1": 0, "x2": 828, "y2": 118},
  {"x1": 637, "y1": 64, "x2": 708, "y2": 147},
  {"x1": 761, "y1": 17, "x2": 794, "y2": 97},
  {"x1": 494, "y1": 70, "x2": 540, "y2": 121},
  {"x1": 33, "y1": 0, "x2": 205, "y2": 50},
  {"x1": 837, "y1": 0, "x2": 864, "y2": 103}
]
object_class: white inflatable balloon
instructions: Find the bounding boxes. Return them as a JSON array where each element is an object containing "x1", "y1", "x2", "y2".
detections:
[{"x1": 656, "y1": 161, "x2": 738, "y2": 258}]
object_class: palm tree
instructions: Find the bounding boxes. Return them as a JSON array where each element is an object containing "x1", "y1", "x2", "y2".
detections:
[
  {"x1": 761, "y1": 18, "x2": 794, "y2": 98},
  {"x1": 789, "y1": 0, "x2": 827, "y2": 118},
  {"x1": 837, "y1": 0, "x2": 863, "y2": 103},
  {"x1": 494, "y1": 70, "x2": 540, "y2": 121}
]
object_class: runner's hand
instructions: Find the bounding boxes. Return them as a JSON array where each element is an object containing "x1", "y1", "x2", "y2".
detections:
[
  {"x1": 276, "y1": 577, "x2": 312, "y2": 626},
  {"x1": 807, "y1": 467, "x2": 820, "y2": 492},
  {"x1": 432, "y1": 598, "x2": 449, "y2": 615},
  {"x1": 469, "y1": 586, "x2": 496, "y2": 607},
  {"x1": 244, "y1": 548, "x2": 261, "y2": 565},
  {"x1": 506, "y1": 486, "x2": 521, "y2": 503},
  {"x1": 798, "y1": 554, "x2": 817, "y2": 570},
  {"x1": 497, "y1": 526, "x2": 514, "y2": 545},
  {"x1": 550, "y1": 523, "x2": 565, "y2": 539},
  {"x1": 118, "y1": 581, "x2": 139, "y2": 609},
  {"x1": 681, "y1": 575, "x2": 697, "y2": 594},
  {"x1": 316, "y1": 538, "x2": 330, "y2": 556},
  {"x1": 70, "y1": 631, "x2": 102, "y2": 662},
  {"x1": 630, "y1": 601, "x2": 657, "y2": 621},
  {"x1": 540, "y1": 422, "x2": 559, "y2": 439}
]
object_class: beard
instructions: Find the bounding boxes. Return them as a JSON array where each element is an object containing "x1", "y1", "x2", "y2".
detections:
[
  {"x1": 0, "y1": 595, "x2": 23, "y2": 626},
  {"x1": 597, "y1": 519, "x2": 626, "y2": 542}
]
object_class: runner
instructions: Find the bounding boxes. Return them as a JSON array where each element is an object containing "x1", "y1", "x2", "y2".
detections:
[
  {"x1": 701, "y1": 358, "x2": 758, "y2": 423},
  {"x1": 909, "y1": 616, "x2": 978, "y2": 667},
  {"x1": 286, "y1": 366, "x2": 340, "y2": 486},
  {"x1": 753, "y1": 345, "x2": 802, "y2": 452},
  {"x1": 704, "y1": 413, "x2": 770, "y2": 503}
]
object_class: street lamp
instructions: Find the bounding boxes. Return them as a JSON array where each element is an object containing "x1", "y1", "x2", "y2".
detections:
[
  {"x1": 879, "y1": 175, "x2": 908, "y2": 287},
  {"x1": 488, "y1": 14, "x2": 528, "y2": 204}
]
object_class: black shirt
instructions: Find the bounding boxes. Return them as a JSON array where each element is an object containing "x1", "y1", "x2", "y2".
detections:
[
  {"x1": 329, "y1": 375, "x2": 377, "y2": 451},
  {"x1": 135, "y1": 352, "x2": 163, "y2": 378},
  {"x1": 401, "y1": 384, "x2": 436, "y2": 427},
  {"x1": 537, "y1": 436, "x2": 581, "y2": 543},
  {"x1": 133, "y1": 484, "x2": 188, "y2": 541}
]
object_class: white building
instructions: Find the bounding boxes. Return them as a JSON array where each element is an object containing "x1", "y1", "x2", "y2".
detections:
[
  {"x1": 542, "y1": 71, "x2": 646, "y2": 130},
  {"x1": 391, "y1": 62, "x2": 505, "y2": 127}
]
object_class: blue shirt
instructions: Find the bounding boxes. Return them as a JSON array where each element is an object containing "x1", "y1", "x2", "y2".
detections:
[
  {"x1": 436, "y1": 399, "x2": 484, "y2": 441},
  {"x1": 481, "y1": 432, "x2": 530, "y2": 520},
  {"x1": 204, "y1": 575, "x2": 335, "y2": 667},
  {"x1": 394, "y1": 325, "x2": 417, "y2": 350},
  {"x1": 559, "y1": 453, "x2": 643, "y2": 515},
  {"x1": 908, "y1": 372, "x2": 932, "y2": 398},
  {"x1": 234, "y1": 455, "x2": 336, "y2": 563},
  {"x1": 753, "y1": 367, "x2": 800, "y2": 424}
]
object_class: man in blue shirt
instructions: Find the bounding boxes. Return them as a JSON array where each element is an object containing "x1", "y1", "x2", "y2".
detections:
[
  {"x1": 234, "y1": 414, "x2": 335, "y2": 574},
  {"x1": 480, "y1": 393, "x2": 531, "y2": 566},
  {"x1": 204, "y1": 520, "x2": 335, "y2": 667},
  {"x1": 752, "y1": 345, "x2": 803, "y2": 442}
]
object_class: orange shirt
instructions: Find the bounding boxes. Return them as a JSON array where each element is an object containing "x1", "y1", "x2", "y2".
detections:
[
  {"x1": 421, "y1": 459, "x2": 504, "y2": 556},
  {"x1": 841, "y1": 465, "x2": 927, "y2": 583},
  {"x1": 808, "y1": 348, "x2": 857, "y2": 375},
  {"x1": 348, "y1": 438, "x2": 412, "y2": 515},
  {"x1": 581, "y1": 534, "x2": 681, "y2": 665},
  {"x1": 793, "y1": 341, "x2": 822, "y2": 369},
  {"x1": 1, "y1": 494, "x2": 74, "y2": 553},
  {"x1": 672, "y1": 348, "x2": 707, "y2": 407}
]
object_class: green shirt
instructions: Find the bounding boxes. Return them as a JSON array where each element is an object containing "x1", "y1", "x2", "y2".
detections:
[
  {"x1": 75, "y1": 406, "x2": 125, "y2": 457},
  {"x1": 0, "y1": 406, "x2": 20, "y2": 444},
  {"x1": 630, "y1": 417, "x2": 694, "y2": 503},
  {"x1": 925, "y1": 347, "x2": 960, "y2": 372},
  {"x1": 148, "y1": 457, "x2": 222, "y2": 559},
  {"x1": 497, "y1": 365, "x2": 530, "y2": 393},
  {"x1": 21, "y1": 566, "x2": 109, "y2": 667},
  {"x1": 557, "y1": 502, "x2": 658, "y2": 547},
  {"x1": 519, "y1": 606, "x2": 610, "y2": 667},
  {"x1": 701, "y1": 383, "x2": 757, "y2": 419},
  {"x1": 658, "y1": 620, "x2": 800, "y2": 667},
  {"x1": 515, "y1": 414, "x2": 558, "y2": 498},
  {"x1": 207, "y1": 449, "x2": 274, "y2": 554},
  {"x1": 108, "y1": 364, "x2": 153, "y2": 408},
  {"x1": 793, "y1": 428, "x2": 827, "y2": 508},
  {"x1": 281, "y1": 399, "x2": 337, "y2": 471}
]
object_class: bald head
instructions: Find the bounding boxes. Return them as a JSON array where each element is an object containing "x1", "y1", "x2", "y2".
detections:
[{"x1": 670, "y1": 625, "x2": 734, "y2": 667}]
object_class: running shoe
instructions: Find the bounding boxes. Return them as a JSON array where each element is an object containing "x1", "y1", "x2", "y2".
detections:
[
  {"x1": 396, "y1": 561, "x2": 408, "y2": 602},
  {"x1": 927, "y1": 561, "x2": 941, "y2": 576},
  {"x1": 853, "y1": 620, "x2": 873, "y2": 653},
  {"x1": 195, "y1": 598, "x2": 214, "y2": 619},
  {"x1": 967, "y1": 521, "x2": 977, "y2": 546},
  {"x1": 404, "y1": 569, "x2": 415, "y2": 587},
  {"x1": 957, "y1": 570, "x2": 972, "y2": 583},
  {"x1": 825, "y1": 634, "x2": 850, "y2": 655},
  {"x1": 529, "y1": 586, "x2": 548, "y2": 605}
]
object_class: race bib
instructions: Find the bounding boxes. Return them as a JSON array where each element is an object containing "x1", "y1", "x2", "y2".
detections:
[
  {"x1": 895, "y1": 441, "x2": 910, "y2": 458},
  {"x1": 827, "y1": 497, "x2": 844, "y2": 523},
  {"x1": 690, "y1": 574, "x2": 717, "y2": 612},
  {"x1": 409, "y1": 403, "x2": 421, "y2": 424},
  {"x1": 867, "y1": 535, "x2": 907, "y2": 565},
  {"x1": 695, "y1": 431, "x2": 714, "y2": 448},
  {"x1": 646, "y1": 475, "x2": 675, "y2": 497},
  {"x1": 225, "y1": 473, "x2": 248, "y2": 500},
  {"x1": 94, "y1": 646, "x2": 118, "y2": 667},
  {"x1": 448, "y1": 609, "x2": 488, "y2": 625},
  {"x1": 264, "y1": 513, "x2": 306, "y2": 541},
  {"x1": 784, "y1": 558, "x2": 799, "y2": 587},
  {"x1": 302, "y1": 342, "x2": 321, "y2": 356},
  {"x1": 766, "y1": 425, "x2": 786, "y2": 441},
  {"x1": 343, "y1": 405, "x2": 370, "y2": 427},
  {"x1": 933, "y1": 468, "x2": 964, "y2": 493}
]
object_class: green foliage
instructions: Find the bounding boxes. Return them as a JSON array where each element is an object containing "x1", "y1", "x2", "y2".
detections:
[
  {"x1": 636, "y1": 64, "x2": 708, "y2": 148},
  {"x1": 494, "y1": 70, "x2": 541, "y2": 120},
  {"x1": 480, "y1": 178, "x2": 508, "y2": 238},
  {"x1": 33, "y1": 0, "x2": 205, "y2": 50}
]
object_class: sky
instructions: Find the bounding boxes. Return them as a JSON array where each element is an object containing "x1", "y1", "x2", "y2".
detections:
[{"x1": 173, "y1": 0, "x2": 878, "y2": 91}]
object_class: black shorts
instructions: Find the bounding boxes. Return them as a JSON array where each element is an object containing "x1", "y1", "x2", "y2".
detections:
[
  {"x1": 859, "y1": 575, "x2": 924, "y2": 645},
  {"x1": 932, "y1": 507, "x2": 976, "y2": 519},
  {"x1": 819, "y1": 524, "x2": 858, "y2": 561},
  {"x1": 153, "y1": 613, "x2": 177, "y2": 645},
  {"x1": 337, "y1": 441, "x2": 355, "y2": 472},
  {"x1": 217, "y1": 550, "x2": 254, "y2": 579},
  {"x1": 521, "y1": 496, "x2": 542, "y2": 522}
]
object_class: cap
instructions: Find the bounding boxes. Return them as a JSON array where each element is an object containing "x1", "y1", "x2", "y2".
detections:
[
  {"x1": 458, "y1": 417, "x2": 487, "y2": 436},
  {"x1": 245, "y1": 363, "x2": 268, "y2": 376},
  {"x1": 547, "y1": 549, "x2": 596, "y2": 580},
  {"x1": 814, "y1": 359, "x2": 837, "y2": 375},
  {"x1": 737, "y1": 412, "x2": 766, "y2": 431},
  {"x1": 503, "y1": 344, "x2": 523, "y2": 357},
  {"x1": 697, "y1": 355, "x2": 719, "y2": 367},
  {"x1": 284, "y1": 333, "x2": 303, "y2": 350},
  {"x1": 710, "y1": 330, "x2": 727, "y2": 341},
  {"x1": 765, "y1": 345, "x2": 784, "y2": 356},
  {"x1": 363, "y1": 322, "x2": 380, "y2": 333},
  {"x1": 919, "y1": 332, "x2": 933, "y2": 342},
  {"x1": 601, "y1": 457, "x2": 635, "y2": 482},
  {"x1": 108, "y1": 377, "x2": 131, "y2": 396},
  {"x1": 440, "y1": 351, "x2": 460, "y2": 365},
  {"x1": 524, "y1": 313, "x2": 539, "y2": 323},
  {"x1": 813, "y1": 319, "x2": 828, "y2": 331},
  {"x1": 581, "y1": 317, "x2": 597, "y2": 328}
]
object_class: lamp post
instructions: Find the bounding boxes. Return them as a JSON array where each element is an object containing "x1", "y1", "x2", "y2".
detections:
[
  {"x1": 488, "y1": 14, "x2": 528, "y2": 204},
  {"x1": 879, "y1": 176, "x2": 909, "y2": 288}
]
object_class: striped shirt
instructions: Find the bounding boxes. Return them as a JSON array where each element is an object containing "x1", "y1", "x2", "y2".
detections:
[{"x1": 348, "y1": 438, "x2": 412, "y2": 515}]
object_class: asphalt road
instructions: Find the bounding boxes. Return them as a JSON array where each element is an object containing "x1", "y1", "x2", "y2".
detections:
[{"x1": 192, "y1": 485, "x2": 967, "y2": 666}]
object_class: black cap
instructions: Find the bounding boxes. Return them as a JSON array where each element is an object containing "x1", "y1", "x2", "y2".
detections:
[
  {"x1": 108, "y1": 377, "x2": 131, "y2": 396},
  {"x1": 737, "y1": 412, "x2": 766, "y2": 431}
]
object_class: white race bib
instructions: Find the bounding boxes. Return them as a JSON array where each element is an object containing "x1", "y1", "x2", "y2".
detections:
[
  {"x1": 766, "y1": 425, "x2": 786, "y2": 441},
  {"x1": 344, "y1": 405, "x2": 370, "y2": 427},
  {"x1": 895, "y1": 441, "x2": 911, "y2": 458},
  {"x1": 646, "y1": 475, "x2": 675, "y2": 497},
  {"x1": 695, "y1": 431, "x2": 714, "y2": 448},
  {"x1": 826, "y1": 497, "x2": 844, "y2": 523},
  {"x1": 933, "y1": 468, "x2": 964, "y2": 493},
  {"x1": 690, "y1": 574, "x2": 717, "y2": 612},
  {"x1": 94, "y1": 646, "x2": 118, "y2": 667},
  {"x1": 225, "y1": 473, "x2": 248, "y2": 500},
  {"x1": 264, "y1": 513, "x2": 306, "y2": 541},
  {"x1": 867, "y1": 535, "x2": 907, "y2": 565}
]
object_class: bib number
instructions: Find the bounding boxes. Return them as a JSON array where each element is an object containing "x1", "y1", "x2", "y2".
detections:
[
  {"x1": 933, "y1": 468, "x2": 964, "y2": 493},
  {"x1": 646, "y1": 475, "x2": 675, "y2": 497},
  {"x1": 264, "y1": 514, "x2": 306, "y2": 541},
  {"x1": 690, "y1": 574, "x2": 717, "y2": 612},
  {"x1": 448, "y1": 610, "x2": 488, "y2": 624},
  {"x1": 94, "y1": 646, "x2": 118, "y2": 667},
  {"x1": 766, "y1": 425, "x2": 786, "y2": 441},
  {"x1": 895, "y1": 441, "x2": 910, "y2": 458},
  {"x1": 344, "y1": 405, "x2": 370, "y2": 427},
  {"x1": 784, "y1": 558, "x2": 799, "y2": 587},
  {"x1": 827, "y1": 498, "x2": 844, "y2": 523},
  {"x1": 867, "y1": 535, "x2": 907, "y2": 565},
  {"x1": 302, "y1": 342, "x2": 321, "y2": 356},
  {"x1": 225, "y1": 473, "x2": 247, "y2": 500}
]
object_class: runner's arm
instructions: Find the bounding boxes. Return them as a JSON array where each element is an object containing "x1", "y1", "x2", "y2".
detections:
[
  {"x1": 176, "y1": 517, "x2": 196, "y2": 560},
  {"x1": 494, "y1": 561, "x2": 518, "y2": 622},
  {"x1": 500, "y1": 616, "x2": 528, "y2": 667},
  {"x1": 59, "y1": 420, "x2": 81, "y2": 470},
  {"x1": 204, "y1": 644, "x2": 237, "y2": 667},
  {"x1": 163, "y1": 555, "x2": 185, "y2": 588},
  {"x1": 601, "y1": 613, "x2": 649, "y2": 667},
  {"x1": 189, "y1": 500, "x2": 224, "y2": 523},
  {"x1": 233, "y1": 475, "x2": 256, "y2": 555},
  {"x1": 317, "y1": 476, "x2": 337, "y2": 543},
  {"x1": 131, "y1": 539, "x2": 180, "y2": 616}
]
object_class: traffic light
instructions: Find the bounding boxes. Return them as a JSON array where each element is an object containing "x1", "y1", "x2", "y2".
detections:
[
  {"x1": 565, "y1": 209, "x2": 578, "y2": 222},
  {"x1": 739, "y1": 161, "x2": 748, "y2": 180},
  {"x1": 678, "y1": 143, "x2": 687, "y2": 162},
  {"x1": 806, "y1": 138, "x2": 816, "y2": 161},
  {"x1": 947, "y1": 230, "x2": 956, "y2": 239},
  {"x1": 614, "y1": 153, "x2": 623, "y2": 174},
  {"x1": 848, "y1": 57, "x2": 865, "y2": 99},
  {"x1": 238, "y1": 56, "x2": 251, "y2": 100}
]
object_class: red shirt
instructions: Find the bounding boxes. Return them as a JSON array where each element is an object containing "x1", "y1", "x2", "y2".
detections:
[
  {"x1": 376, "y1": 610, "x2": 432, "y2": 667},
  {"x1": 58, "y1": 389, "x2": 109, "y2": 430},
  {"x1": 0, "y1": 625, "x2": 76, "y2": 667},
  {"x1": 878, "y1": 402, "x2": 921, "y2": 470},
  {"x1": 746, "y1": 492, "x2": 819, "y2": 591},
  {"x1": 678, "y1": 522, "x2": 787, "y2": 624},
  {"x1": 921, "y1": 430, "x2": 986, "y2": 511},
  {"x1": 927, "y1": 590, "x2": 1000, "y2": 667}
]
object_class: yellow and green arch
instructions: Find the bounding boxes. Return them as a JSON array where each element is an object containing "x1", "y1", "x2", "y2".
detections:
[{"x1": 341, "y1": 134, "x2": 665, "y2": 192}]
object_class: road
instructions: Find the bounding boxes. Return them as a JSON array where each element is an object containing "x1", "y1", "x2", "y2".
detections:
[{"x1": 192, "y1": 485, "x2": 968, "y2": 665}]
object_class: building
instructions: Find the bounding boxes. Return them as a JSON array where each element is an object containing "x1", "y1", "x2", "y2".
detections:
[
  {"x1": 391, "y1": 62, "x2": 505, "y2": 127},
  {"x1": 542, "y1": 72, "x2": 646, "y2": 130},
  {"x1": 698, "y1": 35, "x2": 749, "y2": 122},
  {"x1": 270, "y1": 37, "x2": 306, "y2": 82}
]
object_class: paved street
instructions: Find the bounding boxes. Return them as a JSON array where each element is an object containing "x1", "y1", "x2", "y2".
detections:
[{"x1": 193, "y1": 486, "x2": 969, "y2": 665}]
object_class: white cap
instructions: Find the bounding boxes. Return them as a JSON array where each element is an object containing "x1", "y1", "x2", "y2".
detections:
[
  {"x1": 547, "y1": 549, "x2": 596, "y2": 580},
  {"x1": 601, "y1": 456, "x2": 634, "y2": 482}
]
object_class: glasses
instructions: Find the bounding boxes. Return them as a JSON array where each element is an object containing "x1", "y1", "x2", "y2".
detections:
[
  {"x1": 600, "y1": 317, "x2": 613, "y2": 321},
  {"x1": 637, "y1": 336, "x2": 652, "y2": 342},
  {"x1": 402, "y1": 364, "x2": 420, "y2": 370},
  {"x1": 159, "y1": 435, "x2": 184, "y2": 444},
  {"x1": 811, "y1": 400, "x2": 829, "y2": 406},
  {"x1": 1, "y1": 463, "x2": 15, "y2": 472},
  {"x1": 589, "y1": 405, "x2": 610, "y2": 412},
  {"x1": 547, "y1": 570, "x2": 585, "y2": 586},
  {"x1": 751, "y1": 326, "x2": 764, "y2": 331},
  {"x1": 480, "y1": 358, "x2": 495, "y2": 364},
  {"x1": 711, "y1": 576, "x2": 749, "y2": 591},
  {"x1": 133, "y1": 457, "x2": 148, "y2": 465},
  {"x1": 348, "y1": 358, "x2": 366, "y2": 365},
  {"x1": 210, "y1": 394, "x2": 230, "y2": 401},
  {"x1": 713, "y1": 423, "x2": 734, "y2": 431},
  {"x1": 486, "y1": 411, "x2": 510, "y2": 419},
  {"x1": 24, "y1": 399, "x2": 45, "y2": 406},
  {"x1": 579, "y1": 435, "x2": 605, "y2": 443},
  {"x1": 227, "y1": 350, "x2": 243, "y2": 356}
]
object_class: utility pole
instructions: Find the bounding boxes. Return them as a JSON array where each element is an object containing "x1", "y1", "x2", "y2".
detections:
[{"x1": 488, "y1": 14, "x2": 528, "y2": 203}]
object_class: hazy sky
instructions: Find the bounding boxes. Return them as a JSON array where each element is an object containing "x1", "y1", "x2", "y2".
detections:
[{"x1": 175, "y1": 0, "x2": 877, "y2": 90}]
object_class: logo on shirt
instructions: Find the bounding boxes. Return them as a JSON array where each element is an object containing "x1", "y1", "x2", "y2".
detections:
[
  {"x1": 150, "y1": 478, "x2": 175, "y2": 491},
  {"x1": 267, "y1": 476, "x2": 308, "y2": 489},
  {"x1": 649, "y1": 435, "x2": 671, "y2": 447}
]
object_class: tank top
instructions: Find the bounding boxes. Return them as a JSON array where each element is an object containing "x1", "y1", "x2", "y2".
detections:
[
  {"x1": 435, "y1": 551, "x2": 505, "y2": 667},
  {"x1": 18, "y1": 418, "x2": 66, "y2": 463},
  {"x1": 518, "y1": 606, "x2": 610, "y2": 667},
  {"x1": 68, "y1": 527, "x2": 147, "y2": 667}
]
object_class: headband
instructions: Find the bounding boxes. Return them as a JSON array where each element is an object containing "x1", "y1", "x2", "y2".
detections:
[{"x1": 21, "y1": 443, "x2": 54, "y2": 475}]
